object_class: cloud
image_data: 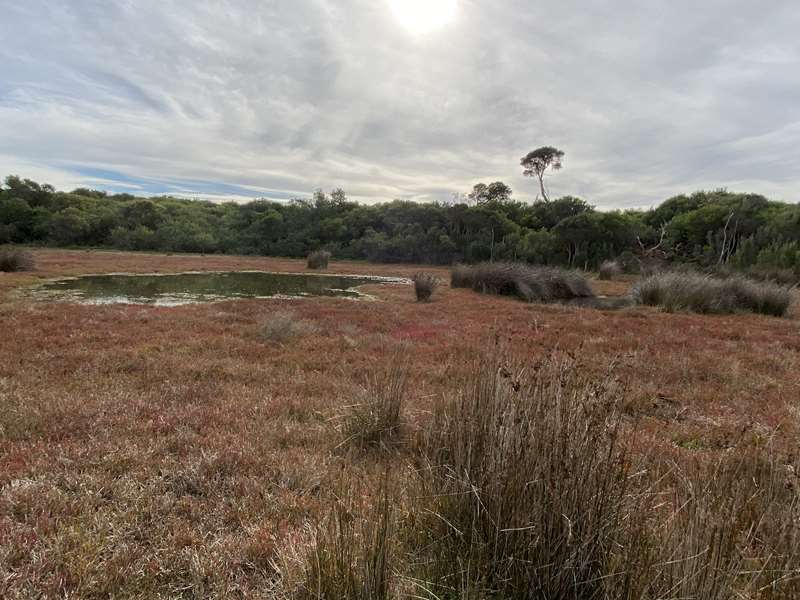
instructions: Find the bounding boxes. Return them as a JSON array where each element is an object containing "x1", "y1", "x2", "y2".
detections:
[{"x1": 1, "y1": 0, "x2": 799, "y2": 207}]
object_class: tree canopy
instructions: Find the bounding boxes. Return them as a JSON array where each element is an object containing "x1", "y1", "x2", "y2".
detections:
[{"x1": 1, "y1": 175, "x2": 797, "y2": 273}]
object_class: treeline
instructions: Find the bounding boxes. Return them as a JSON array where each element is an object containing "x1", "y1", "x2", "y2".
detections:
[{"x1": 1, "y1": 175, "x2": 799, "y2": 273}]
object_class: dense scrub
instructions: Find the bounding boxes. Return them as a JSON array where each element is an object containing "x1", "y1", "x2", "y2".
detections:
[
  {"x1": 633, "y1": 271, "x2": 793, "y2": 316},
  {"x1": 2, "y1": 176, "x2": 799, "y2": 273},
  {"x1": 451, "y1": 262, "x2": 594, "y2": 302}
]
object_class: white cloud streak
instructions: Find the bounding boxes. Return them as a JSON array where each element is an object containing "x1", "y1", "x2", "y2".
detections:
[{"x1": 1, "y1": 0, "x2": 799, "y2": 207}]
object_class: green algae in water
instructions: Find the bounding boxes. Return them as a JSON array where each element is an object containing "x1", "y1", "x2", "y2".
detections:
[{"x1": 33, "y1": 271, "x2": 402, "y2": 306}]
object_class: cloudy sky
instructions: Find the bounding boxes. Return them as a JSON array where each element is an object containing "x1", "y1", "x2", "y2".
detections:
[{"x1": 1, "y1": 1, "x2": 799, "y2": 207}]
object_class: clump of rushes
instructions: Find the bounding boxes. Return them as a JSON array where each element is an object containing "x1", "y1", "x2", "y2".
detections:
[
  {"x1": 0, "y1": 246, "x2": 35, "y2": 272},
  {"x1": 414, "y1": 352, "x2": 634, "y2": 598},
  {"x1": 338, "y1": 357, "x2": 409, "y2": 451},
  {"x1": 307, "y1": 250, "x2": 331, "y2": 269},
  {"x1": 633, "y1": 271, "x2": 793, "y2": 316},
  {"x1": 410, "y1": 272, "x2": 439, "y2": 302},
  {"x1": 259, "y1": 311, "x2": 319, "y2": 343},
  {"x1": 299, "y1": 479, "x2": 395, "y2": 600},
  {"x1": 598, "y1": 259, "x2": 621, "y2": 280},
  {"x1": 450, "y1": 261, "x2": 594, "y2": 303}
]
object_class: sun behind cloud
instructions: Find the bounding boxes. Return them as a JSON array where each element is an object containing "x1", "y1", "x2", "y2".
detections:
[{"x1": 387, "y1": 0, "x2": 457, "y2": 35}]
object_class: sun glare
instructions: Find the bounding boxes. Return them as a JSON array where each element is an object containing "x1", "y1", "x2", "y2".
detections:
[{"x1": 388, "y1": 0, "x2": 457, "y2": 35}]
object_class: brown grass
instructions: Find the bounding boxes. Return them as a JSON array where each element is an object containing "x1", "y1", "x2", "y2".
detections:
[{"x1": 0, "y1": 249, "x2": 798, "y2": 598}]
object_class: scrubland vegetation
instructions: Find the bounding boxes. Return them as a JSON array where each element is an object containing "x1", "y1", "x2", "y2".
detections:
[
  {"x1": 633, "y1": 271, "x2": 794, "y2": 316},
  {"x1": 3, "y1": 176, "x2": 800, "y2": 279},
  {"x1": 307, "y1": 250, "x2": 331, "y2": 270},
  {"x1": 410, "y1": 272, "x2": 439, "y2": 302},
  {"x1": 1, "y1": 249, "x2": 798, "y2": 598},
  {"x1": 299, "y1": 353, "x2": 800, "y2": 599},
  {"x1": 451, "y1": 262, "x2": 594, "y2": 303}
]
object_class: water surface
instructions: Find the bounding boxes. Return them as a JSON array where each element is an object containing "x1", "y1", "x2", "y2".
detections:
[{"x1": 32, "y1": 271, "x2": 401, "y2": 306}]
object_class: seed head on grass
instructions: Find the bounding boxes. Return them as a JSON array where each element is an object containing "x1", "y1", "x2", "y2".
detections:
[
  {"x1": 0, "y1": 246, "x2": 35, "y2": 272},
  {"x1": 307, "y1": 250, "x2": 331, "y2": 270},
  {"x1": 410, "y1": 273, "x2": 440, "y2": 302}
]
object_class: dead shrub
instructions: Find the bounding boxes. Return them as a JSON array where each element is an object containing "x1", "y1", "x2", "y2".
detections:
[
  {"x1": 0, "y1": 247, "x2": 35, "y2": 272},
  {"x1": 307, "y1": 251, "x2": 331, "y2": 270},
  {"x1": 259, "y1": 312, "x2": 319, "y2": 343},
  {"x1": 410, "y1": 272, "x2": 439, "y2": 302},
  {"x1": 598, "y1": 259, "x2": 622, "y2": 280}
]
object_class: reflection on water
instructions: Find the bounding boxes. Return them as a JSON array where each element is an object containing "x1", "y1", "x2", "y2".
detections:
[{"x1": 33, "y1": 271, "x2": 402, "y2": 306}]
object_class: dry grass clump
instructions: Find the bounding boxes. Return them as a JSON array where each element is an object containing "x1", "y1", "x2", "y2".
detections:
[
  {"x1": 307, "y1": 250, "x2": 331, "y2": 270},
  {"x1": 337, "y1": 359, "x2": 409, "y2": 451},
  {"x1": 298, "y1": 482, "x2": 395, "y2": 600},
  {"x1": 259, "y1": 311, "x2": 319, "y2": 343},
  {"x1": 451, "y1": 262, "x2": 594, "y2": 303},
  {"x1": 598, "y1": 259, "x2": 622, "y2": 280},
  {"x1": 410, "y1": 272, "x2": 439, "y2": 302},
  {"x1": 0, "y1": 246, "x2": 35, "y2": 272},
  {"x1": 299, "y1": 352, "x2": 800, "y2": 599},
  {"x1": 633, "y1": 271, "x2": 793, "y2": 316},
  {"x1": 414, "y1": 353, "x2": 634, "y2": 598}
]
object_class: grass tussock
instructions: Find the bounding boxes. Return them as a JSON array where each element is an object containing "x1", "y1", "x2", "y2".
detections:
[
  {"x1": 451, "y1": 262, "x2": 594, "y2": 303},
  {"x1": 598, "y1": 259, "x2": 622, "y2": 280},
  {"x1": 259, "y1": 311, "x2": 319, "y2": 343},
  {"x1": 410, "y1": 272, "x2": 439, "y2": 302},
  {"x1": 298, "y1": 481, "x2": 395, "y2": 600},
  {"x1": 0, "y1": 246, "x2": 35, "y2": 272},
  {"x1": 307, "y1": 250, "x2": 331, "y2": 270},
  {"x1": 300, "y1": 351, "x2": 800, "y2": 600},
  {"x1": 337, "y1": 357, "x2": 410, "y2": 451},
  {"x1": 633, "y1": 271, "x2": 793, "y2": 316}
]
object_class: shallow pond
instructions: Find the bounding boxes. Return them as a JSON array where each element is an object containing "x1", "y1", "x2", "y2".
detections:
[{"x1": 31, "y1": 271, "x2": 403, "y2": 306}]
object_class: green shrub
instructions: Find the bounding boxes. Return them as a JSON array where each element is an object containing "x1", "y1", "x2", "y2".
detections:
[
  {"x1": 632, "y1": 271, "x2": 793, "y2": 316},
  {"x1": 410, "y1": 272, "x2": 439, "y2": 302},
  {"x1": 598, "y1": 259, "x2": 621, "y2": 280},
  {"x1": 0, "y1": 246, "x2": 35, "y2": 272},
  {"x1": 451, "y1": 262, "x2": 594, "y2": 303},
  {"x1": 307, "y1": 250, "x2": 331, "y2": 269}
]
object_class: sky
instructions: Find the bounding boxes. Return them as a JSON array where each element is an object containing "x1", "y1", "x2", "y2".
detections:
[{"x1": 1, "y1": 1, "x2": 799, "y2": 208}]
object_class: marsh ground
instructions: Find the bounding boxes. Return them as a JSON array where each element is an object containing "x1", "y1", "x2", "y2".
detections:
[{"x1": 1, "y1": 249, "x2": 798, "y2": 598}]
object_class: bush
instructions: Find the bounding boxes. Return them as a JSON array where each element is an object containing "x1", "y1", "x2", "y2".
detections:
[
  {"x1": 633, "y1": 271, "x2": 793, "y2": 316},
  {"x1": 307, "y1": 250, "x2": 331, "y2": 269},
  {"x1": 0, "y1": 246, "x2": 35, "y2": 272},
  {"x1": 258, "y1": 312, "x2": 318, "y2": 343},
  {"x1": 450, "y1": 262, "x2": 594, "y2": 303},
  {"x1": 410, "y1": 272, "x2": 439, "y2": 302},
  {"x1": 598, "y1": 259, "x2": 621, "y2": 280},
  {"x1": 338, "y1": 358, "x2": 409, "y2": 451}
]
